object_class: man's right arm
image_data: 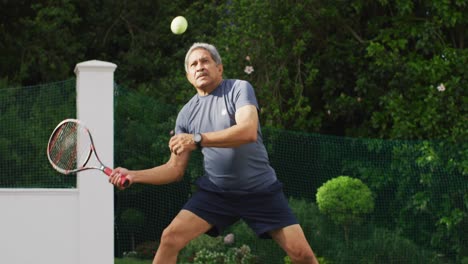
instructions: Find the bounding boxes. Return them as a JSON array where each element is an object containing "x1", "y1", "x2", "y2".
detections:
[{"x1": 110, "y1": 150, "x2": 191, "y2": 188}]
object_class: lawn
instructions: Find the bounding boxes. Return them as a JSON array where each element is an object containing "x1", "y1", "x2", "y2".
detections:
[{"x1": 115, "y1": 258, "x2": 152, "y2": 264}]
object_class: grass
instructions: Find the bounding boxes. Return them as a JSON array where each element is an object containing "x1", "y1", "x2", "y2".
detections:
[{"x1": 115, "y1": 257, "x2": 152, "y2": 264}]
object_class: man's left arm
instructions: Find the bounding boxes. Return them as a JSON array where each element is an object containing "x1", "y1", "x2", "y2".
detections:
[
  {"x1": 201, "y1": 104, "x2": 258, "y2": 148},
  {"x1": 169, "y1": 104, "x2": 258, "y2": 152}
]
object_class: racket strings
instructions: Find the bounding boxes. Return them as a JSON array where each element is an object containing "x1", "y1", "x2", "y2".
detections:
[{"x1": 49, "y1": 122, "x2": 91, "y2": 171}]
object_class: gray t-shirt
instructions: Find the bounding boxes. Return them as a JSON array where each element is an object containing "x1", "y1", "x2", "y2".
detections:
[{"x1": 175, "y1": 79, "x2": 277, "y2": 191}]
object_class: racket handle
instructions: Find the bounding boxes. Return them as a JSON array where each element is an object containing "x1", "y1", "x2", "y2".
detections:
[{"x1": 103, "y1": 167, "x2": 130, "y2": 188}]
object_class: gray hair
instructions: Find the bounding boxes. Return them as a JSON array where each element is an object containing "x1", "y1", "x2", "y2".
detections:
[{"x1": 184, "y1": 42, "x2": 222, "y2": 72}]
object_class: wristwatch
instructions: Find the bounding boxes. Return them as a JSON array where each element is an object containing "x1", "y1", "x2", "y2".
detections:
[{"x1": 193, "y1": 133, "x2": 203, "y2": 149}]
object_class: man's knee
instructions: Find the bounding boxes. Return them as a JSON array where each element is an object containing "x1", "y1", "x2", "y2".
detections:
[
  {"x1": 159, "y1": 226, "x2": 186, "y2": 251},
  {"x1": 287, "y1": 246, "x2": 317, "y2": 263}
]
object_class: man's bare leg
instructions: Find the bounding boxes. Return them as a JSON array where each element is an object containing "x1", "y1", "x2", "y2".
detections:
[
  {"x1": 153, "y1": 209, "x2": 212, "y2": 264},
  {"x1": 269, "y1": 224, "x2": 319, "y2": 264}
]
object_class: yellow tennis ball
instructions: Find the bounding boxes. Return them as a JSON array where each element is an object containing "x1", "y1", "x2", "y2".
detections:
[{"x1": 170, "y1": 16, "x2": 188, "y2": 35}]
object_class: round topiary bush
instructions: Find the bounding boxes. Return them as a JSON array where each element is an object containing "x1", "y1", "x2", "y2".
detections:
[{"x1": 316, "y1": 176, "x2": 375, "y2": 244}]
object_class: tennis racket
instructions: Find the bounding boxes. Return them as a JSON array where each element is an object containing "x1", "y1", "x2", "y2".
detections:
[{"x1": 47, "y1": 118, "x2": 129, "y2": 187}]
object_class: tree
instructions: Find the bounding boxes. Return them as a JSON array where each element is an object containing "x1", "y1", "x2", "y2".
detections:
[{"x1": 316, "y1": 176, "x2": 375, "y2": 245}]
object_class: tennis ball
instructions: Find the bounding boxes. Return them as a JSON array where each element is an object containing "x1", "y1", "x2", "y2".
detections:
[{"x1": 170, "y1": 16, "x2": 188, "y2": 35}]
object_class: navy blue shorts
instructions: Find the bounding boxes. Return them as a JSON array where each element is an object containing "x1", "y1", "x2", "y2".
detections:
[{"x1": 182, "y1": 178, "x2": 298, "y2": 239}]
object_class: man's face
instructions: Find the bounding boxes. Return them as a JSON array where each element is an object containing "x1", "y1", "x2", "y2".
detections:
[{"x1": 186, "y1": 48, "x2": 223, "y2": 92}]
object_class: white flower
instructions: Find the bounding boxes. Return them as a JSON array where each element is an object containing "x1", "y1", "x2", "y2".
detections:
[
  {"x1": 437, "y1": 83, "x2": 446, "y2": 92},
  {"x1": 223, "y1": 233, "x2": 235, "y2": 245},
  {"x1": 244, "y1": 66, "x2": 254, "y2": 75},
  {"x1": 245, "y1": 55, "x2": 251, "y2": 61}
]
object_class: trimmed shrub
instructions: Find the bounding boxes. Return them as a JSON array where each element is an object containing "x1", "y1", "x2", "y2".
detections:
[{"x1": 316, "y1": 176, "x2": 374, "y2": 244}]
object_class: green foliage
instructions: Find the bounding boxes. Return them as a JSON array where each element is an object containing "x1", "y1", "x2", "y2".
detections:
[
  {"x1": 114, "y1": 86, "x2": 192, "y2": 254},
  {"x1": 333, "y1": 227, "x2": 440, "y2": 264},
  {"x1": 290, "y1": 199, "x2": 440, "y2": 263},
  {"x1": 121, "y1": 208, "x2": 145, "y2": 251},
  {"x1": 388, "y1": 141, "x2": 468, "y2": 260},
  {"x1": 1, "y1": 0, "x2": 466, "y2": 138},
  {"x1": 337, "y1": 136, "x2": 467, "y2": 260},
  {"x1": 208, "y1": 1, "x2": 320, "y2": 131},
  {"x1": 121, "y1": 208, "x2": 145, "y2": 228},
  {"x1": 0, "y1": 80, "x2": 76, "y2": 188},
  {"x1": 5, "y1": 0, "x2": 83, "y2": 84},
  {"x1": 115, "y1": 86, "x2": 177, "y2": 170}
]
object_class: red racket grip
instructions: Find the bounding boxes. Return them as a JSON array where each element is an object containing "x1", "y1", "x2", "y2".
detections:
[{"x1": 103, "y1": 167, "x2": 130, "y2": 188}]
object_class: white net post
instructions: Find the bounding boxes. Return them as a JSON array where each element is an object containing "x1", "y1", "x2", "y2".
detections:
[{"x1": 74, "y1": 60, "x2": 116, "y2": 264}]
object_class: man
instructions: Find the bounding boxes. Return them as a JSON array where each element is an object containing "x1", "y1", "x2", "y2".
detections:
[{"x1": 110, "y1": 42, "x2": 319, "y2": 264}]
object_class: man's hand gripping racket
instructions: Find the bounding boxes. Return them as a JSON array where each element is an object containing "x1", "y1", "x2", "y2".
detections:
[{"x1": 47, "y1": 119, "x2": 130, "y2": 187}]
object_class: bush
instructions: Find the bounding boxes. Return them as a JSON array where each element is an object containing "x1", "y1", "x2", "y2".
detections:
[
  {"x1": 286, "y1": 197, "x2": 441, "y2": 264},
  {"x1": 179, "y1": 227, "x2": 263, "y2": 263},
  {"x1": 134, "y1": 241, "x2": 158, "y2": 259},
  {"x1": 316, "y1": 176, "x2": 374, "y2": 244},
  {"x1": 333, "y1": 227, "x2": 440, "y2": 263},
  {"x1": 179, "y1": 235, "x2": 225, "y2": 262},
  {"x1": 226, "y1": 221, "x2": 284, "y2": 263},
  {"x1": 193, "y1": 245, "x2": 257, "y2": 264}
]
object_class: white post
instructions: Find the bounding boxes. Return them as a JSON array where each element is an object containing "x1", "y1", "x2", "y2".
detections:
[{"x1": 74, "y1": 60, "x2": 116, "y2": 264}]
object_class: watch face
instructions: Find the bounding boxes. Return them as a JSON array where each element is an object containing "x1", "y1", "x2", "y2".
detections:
[{"x1": 194, "y1": 133, "x2": 202, "y2": 143}]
